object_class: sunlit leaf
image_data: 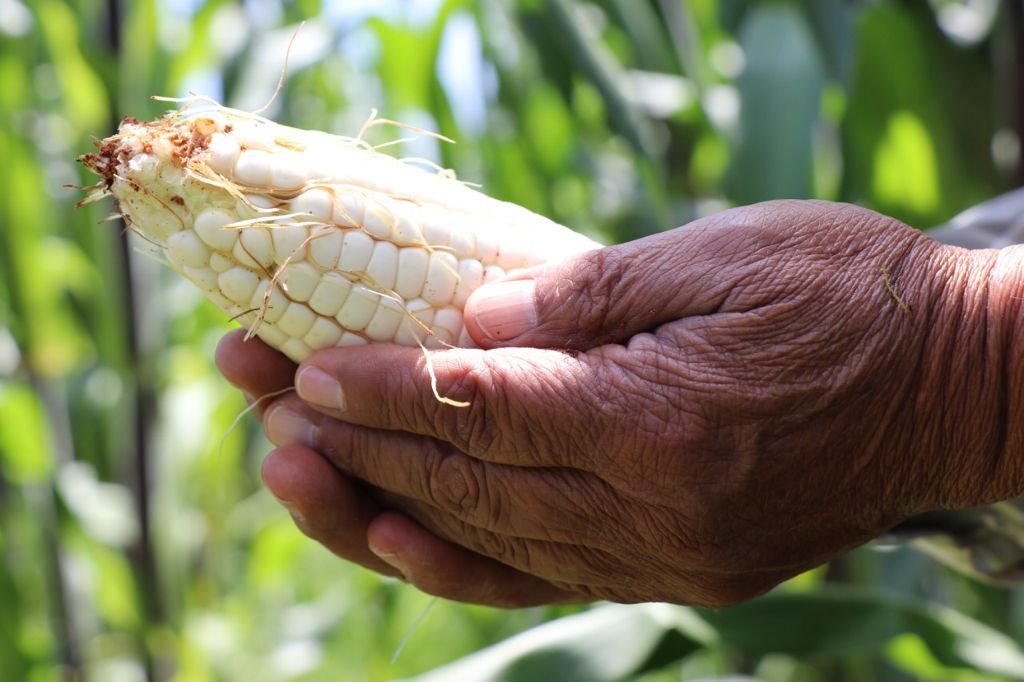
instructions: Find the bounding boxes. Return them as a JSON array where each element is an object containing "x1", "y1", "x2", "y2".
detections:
[
  {"x1": 36, "y1": 0, "x2": 108, "y2": 133},
  {"x1": 873, "y1": 110, "x2": 940, "y2": 216},
  {"x1": 0, "y1": 382, "x2": 52, "y2": 483},
  {"x1": 522, "y1": 84, "x2": 575, "y2": 174},
  {"x1": 403, "y1": 603, "x2": 714, "y2": 682},
  {"x1": 841, "y1": 3, "x2": 1000, "y2": 226},
  {"x1": 82, "y1": 542, "x2": 141, "y2": 630},
  {"x1": 702, "y1": 589, "x2": 1024, "y2": 679}
]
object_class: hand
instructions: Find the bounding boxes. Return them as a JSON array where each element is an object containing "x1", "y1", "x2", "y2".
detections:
[{"x1": 217, "y1": 200, "x2": 1024, "y2": 607}]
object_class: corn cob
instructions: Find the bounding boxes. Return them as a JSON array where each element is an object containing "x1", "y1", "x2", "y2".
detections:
[{"x1": 79, "y1": 105, "x2": 599, "y2": 363}]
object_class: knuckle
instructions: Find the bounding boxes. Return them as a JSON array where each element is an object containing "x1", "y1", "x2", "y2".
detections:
[
  {"x1": 424, "y1": 453, "x2": 489, "y2": 520},
  {"x1": 539, "y1": 248, "x2": 622, "y2": 346},
  {"x1": 440, "y1": 358, "x2": 504, "y2": 452},
  {"x1": 481, "y1": 532, "x2": 530, "y2": 569}
]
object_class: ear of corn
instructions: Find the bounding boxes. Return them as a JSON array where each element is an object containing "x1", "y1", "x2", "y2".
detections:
[{"x1": 79, "y1": 105, "x2": 599, "y2": 363}]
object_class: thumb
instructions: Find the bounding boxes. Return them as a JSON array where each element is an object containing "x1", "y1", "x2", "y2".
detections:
[{"x1": 464, "y1": 221, "x2": 737, "y2": 350}]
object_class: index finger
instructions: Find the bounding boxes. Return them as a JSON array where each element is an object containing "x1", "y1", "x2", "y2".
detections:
[
  {"x1": 293, "y1": 344, "x2": 620, "y2": 469},
  {"x1": 215, "y1": 329, "x2": 297, "y2": 414}
]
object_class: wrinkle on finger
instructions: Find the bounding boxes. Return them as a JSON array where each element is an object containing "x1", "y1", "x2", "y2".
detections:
[
  {"x1": 385, "y1": 497, "x2": 638, "y2": 590},
  {"x1": 367, "y1": 512, "x2": 580, "y2": 608}
]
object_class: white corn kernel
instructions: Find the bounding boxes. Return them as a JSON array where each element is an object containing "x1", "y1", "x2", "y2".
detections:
[
  {"x1": 270, "y1": 155, "x2": 306, "y2": 190},
  {"x1": 194, "y1": 209, "x2": 238, "y2": 251},
  {"x1": 244, "y1": 193, "x2": 277, "y2": 210},
  {"x1": 365, "y1": 297, "x2": 404, "y2": 341},
  {"x1": 335, "y1": 284, "x2": 379, "y2": 332},
  {"x1": 232, "y1": 122, "x2": 276, "y2": 151},
  {"x1": 433, "y1": 306, "x2": 463, "y2": 346},
  {"x1": 304, "y1": 317, "x2": 343, "y2": 349},
  {"x1": 251, "y1": 281, "x2": 287, "y2": 323},
  {"x1": 280, "y1": 337, "x2": 313, "y2": 363},
  {"x1": 166, "y1": 231, "x2": 208, "y2": 268},
  {"x1": 483, "y1": 264, "x2": 506, "y2": 284},
  {"x1": 338, "y1": 332, "x2": 368, "y2": 347},
  {"x1": 219, "y1": 267, "x2": 259, "y2": 305},
  {"x1": 497, "y1": 237, "x2": 528, "y2": 269},
  {"x1": 233, "y1": 227, "x2": 274, "y2": 269},
  {"x1": 457, "y1": 327, "x2": 477, "y2": 348},
  {"x1": 473, "y1": 225, "x2": 499, "y2": 263},
  {"x1": 362, "y1": 200, "x2": 393, "y2": 239},
  {"x1": 309, "y1": 272, "x2": 353, "y2": 317},
  {"x1": 207, "y1": 133, "x2": 240, "y2": 175},
  {"x1": 277, "y1": 303, "x2": 317, "y2": 338},
  {"x1": 291, "y1": 188, "x2": 334, "y2": 223},
  {"x1": 256, "y1": 323, "x2": 289, "y2": 348},
  {"x1": 423, "y1": 252, "x2": 459, "y2": 306},
  {"x1": 334, "y1": 191, "x2": 364, "y2": 228},
  {"x1": 365, "y1": 241, "x2": 399, "y2": 291},
  {"x1": 391, "y1": 214, "x2": 423, "y2": 245},
  {"x1": 279, "y1": 262, "x2": 320, "y2": 302},
  {"x1": 271, "y1": 225, "x2": 308, "y2": 263},
  {"x1": 209, "y1": 253, "x2": 234, "y2": 273},
  {"x1": 395, "y1": 247, "x2": 429, "y2": 299},
  {"x1": 234, "y1": 149, "x2": 273, "y2": 187},
  {"x1": 185, "y1": 266, "x2": 218, "y2": 293},
  {"x1": 308, "y1": 227, "x2": 343, "y2": 270},
  {"x1": 449, "y1": 226, "x2": 475, "y2": 259},
  {"x1": 338, "y1": 230, "x2": 374, "y2": 273},
  {"x1": 453, "y1": 258, "x2": 485, "y2": 307},
  {"x1": 421, "y1": 220, "x2": 452, "y2": 250}
]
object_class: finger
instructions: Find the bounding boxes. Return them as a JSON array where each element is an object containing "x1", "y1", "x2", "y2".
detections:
[
  {"x1": 384, "y1": 496, "x2": 801, "y2": 607},
  {"x1": 367, "y1": 512, "x2": 581, "y2": 607},
  {"x1": 260, "y1": 444, "x2": 400, "y2": 577},
  {"x1": 388, "y1": 492, "x2": 645, "y2": 586},
  {"x1": 215, "y1": 329, "x2": 296, "y2": 416},
  {"x1": 293, "y1": 343, "x2": 620, "y2": 468},
  {"x1": 463, "y1": 200, "x2": 869, "y2": 349},
  {"x1": 263, "y1": 396, "x2": 618, "y2": 544}
]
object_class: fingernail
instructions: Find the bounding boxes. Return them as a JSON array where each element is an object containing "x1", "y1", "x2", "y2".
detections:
[
  {"x1": 265, "y1": 404, "x2": 316, "y2": 447},
  {"x1": 296, "y1": 365, "x2": 345, "y2": 409},
  {"x1": 283, "y1": 504, "x2": 307, "y2": 529},
  {"x1": 469, "y1": 279, "x2": 537, "y2": 341},
  {"x1": 372, "y1": 550, "x2": 412, "y2": 582}
]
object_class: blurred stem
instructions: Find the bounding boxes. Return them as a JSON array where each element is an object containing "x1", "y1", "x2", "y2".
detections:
[
  {"x1": 657, "y1": 0, "x2": 709, "y2": 94},
  {"x1": 105, "y1": 0, "x2": 163, "y2": 679},
  {"x1": 30, "y1": 374, "x2": 81, "y2": 678},
  {"x1": 1011, "y1": 0, "x2": 1024, "y2": 187},
  {"x1": 545, "y1": 0, "x2": 653, "y2": 158},
  {"x1": 543, "y1": 0, "x2": 669, "y2": 234}
]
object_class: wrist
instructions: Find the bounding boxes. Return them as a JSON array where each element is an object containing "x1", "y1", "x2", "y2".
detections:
[
  {"x1": 916, "y1": 244, "x2": 1024, "y2": 509},
  {"x1": 978, "y1": 245, "x2": 1024, "y2": 500}
]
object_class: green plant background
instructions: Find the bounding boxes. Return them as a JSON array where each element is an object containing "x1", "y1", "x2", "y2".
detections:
[{"x1": 2, "y1": 0, "x2": 1023, "y2": 680}]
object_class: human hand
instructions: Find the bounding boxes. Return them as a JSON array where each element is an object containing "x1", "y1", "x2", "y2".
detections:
[{"x1": 218, "y1": 200, "x2": 1024, "y2": 607}]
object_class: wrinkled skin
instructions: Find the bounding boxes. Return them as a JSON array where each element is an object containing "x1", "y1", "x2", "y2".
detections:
[{"x1": 216, "y1": 201, "x2": 1024, "y2": 608}]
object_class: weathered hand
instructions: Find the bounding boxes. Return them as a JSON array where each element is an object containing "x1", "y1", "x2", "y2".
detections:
[{"x1": 217, "y1": 200, "x2": 1024, "y2": 607}]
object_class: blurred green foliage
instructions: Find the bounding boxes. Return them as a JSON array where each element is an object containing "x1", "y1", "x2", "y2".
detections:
[{"x1": 1, "y1": 0, "x2": 1023, "y2": 680}]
